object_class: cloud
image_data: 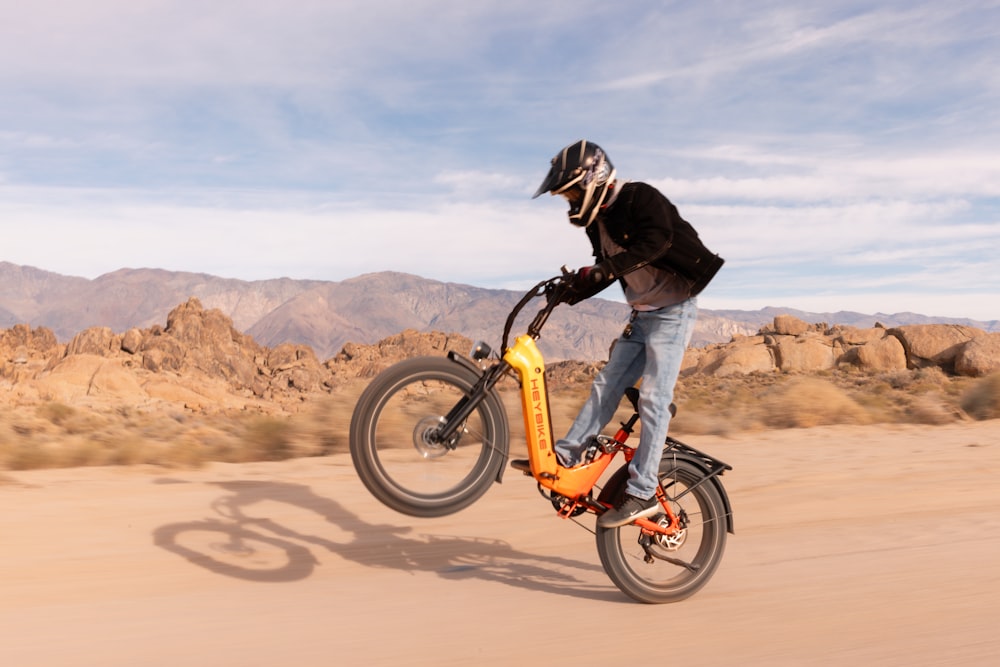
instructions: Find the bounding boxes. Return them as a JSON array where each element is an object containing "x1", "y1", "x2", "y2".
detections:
[
  {"x1": 1, "y1": 1, "x2": 998, "y2": 323},
  {"x1": 0, "y1": 182, "x2": 593, "y2": 284},
  {"x1": 0, "y1": 1, "x2": 589, "y2": 90},
  {"x1": 657, "y1": 147, "x2": 1000, "y2": 201}
]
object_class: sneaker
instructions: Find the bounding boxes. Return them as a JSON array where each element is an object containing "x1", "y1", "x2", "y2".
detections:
[{"x1": 597, "y1": 494, "x2": 660, "y2": 528}]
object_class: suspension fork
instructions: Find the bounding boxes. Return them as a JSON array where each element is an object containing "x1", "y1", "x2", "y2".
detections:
[{"x1": 432, "y1": 356, "x2": 510, "y2": 445}]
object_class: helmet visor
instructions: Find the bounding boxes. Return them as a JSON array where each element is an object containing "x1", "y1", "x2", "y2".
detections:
[
  {"x1": 532, "y1": 163, "x2": 585, "y2": 198},
  {"x1": 532, "y1": 166, "x2": 561, "y2": 198}
]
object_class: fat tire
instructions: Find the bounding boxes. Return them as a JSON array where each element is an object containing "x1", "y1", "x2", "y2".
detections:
[
  {"x1": 596, "y1": 459, "x2": 727, "y2": 603},
  {"x1": 349, "y1": 356, "x2": 509, "y2": 517}
]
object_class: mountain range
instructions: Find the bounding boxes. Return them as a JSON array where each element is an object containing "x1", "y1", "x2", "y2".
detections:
[{"x1": 2, "y1": 261, "x2": 997, "y2": 361}]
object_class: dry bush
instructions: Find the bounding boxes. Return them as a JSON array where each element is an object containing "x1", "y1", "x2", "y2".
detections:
[
  {"x1": 2, "y1": 362, "x2": 999, "y2": 472},
  {"x1": 3, "y1": 442, "x2": 56, "y2": 470},
  {"x1": 673, "y1": 374, "x2": 773, "y2": 434},
  {"x1": 906, "y1": 393, "x2": 958, "y2": 425},
  {"x1": 163, "y1": 437, "x2": 209, "y2": 467},
  {"x1": 670, "y1": 409, "x2": 743, "y2": 436},
  {"x1": 59, "y1": 437, "x2": 108, "y2": 467},
  {"x1": 36, "y1": 401, "x2": 76, "y2": 426},
  {"x1": 759, "y1": 377, "x2": 870, "y2": 428},
  {"x1": 960, "y1": 372, "x2": 1000, "y2": 420},
  {"x1": 295, "y1": 381, "x2": 367, "y2": 456},
  {"x1": 898, "y1": 367, "x2": 951, "y2": 393},
  {"x1": 240, "y1": 416, "x2": 296, "y2": 461}
]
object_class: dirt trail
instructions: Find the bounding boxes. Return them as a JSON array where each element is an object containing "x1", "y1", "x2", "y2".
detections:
[{"x1": 2, "y1": 421, "x2": 999, "y2": 666}]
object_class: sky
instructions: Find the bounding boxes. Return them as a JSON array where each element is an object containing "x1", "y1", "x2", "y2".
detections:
[{"x1": 1, "y1": 0, "x2": 999, "y2": 321}]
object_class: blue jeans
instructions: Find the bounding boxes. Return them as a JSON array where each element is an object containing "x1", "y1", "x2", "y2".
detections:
[{"x1": 555, "y1": 297, "x2": 697, "y2": 499}]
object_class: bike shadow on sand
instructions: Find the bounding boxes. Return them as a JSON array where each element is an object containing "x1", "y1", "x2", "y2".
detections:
[{"x1": 152, "y1": 479, "x2": 620, "y2": 602}]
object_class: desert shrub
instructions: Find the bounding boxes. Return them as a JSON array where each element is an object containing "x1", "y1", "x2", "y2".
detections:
[
  {"x1": 37, "y1": 401, "x2": 76, "y2": 426},
  {"x1": 4, "y1": 442, "x2": 56, "y2": 470},
  {"x1": 103, "y1": 433, "x2": 146, "y2": 466},
  {"x1": 670, "y1": 409, "x2": 738, "y2": 436},
  {"x1": 3, "y1": 362, "x2": 996, "y2": 471},
  {"x1": 36, "y1": 401, "x2": 110, "y2": 435},
  {"x1": 295, "y1": 390, "x2": 366, "y2": 456},
  {"x1": 161, "y1": 437, "x2": 207, "y2": 467},
  {"x1": 243, "y1": 416, "x2": 295, "y2": 461},
  {"x1": 759, "y1": 377, "x2": 870, "y2": 428},
  {"x1": 882, "y1": 370, "x2": 915, "y2": 390},
  {"x1": 60, "y1": 438, "x2": 109, "y2": 467},
  {"x1": 906, "y1": 393, "x2": 957, "y2": 425},
  {"x1": 960, "y1": 372, "x2": 1000, "y2": 420},
  {"x1": 909, "y1": 367, "x2": 951, "y2": 393}
]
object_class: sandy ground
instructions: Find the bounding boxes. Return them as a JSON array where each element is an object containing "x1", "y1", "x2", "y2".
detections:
[{"x1": 2, "y1": 420, "x2": 999, "y2": 667}]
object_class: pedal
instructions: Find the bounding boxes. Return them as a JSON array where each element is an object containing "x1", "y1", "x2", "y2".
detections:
[{"x1": 509, "y1": 459, "x2": 531, "y2": 473}]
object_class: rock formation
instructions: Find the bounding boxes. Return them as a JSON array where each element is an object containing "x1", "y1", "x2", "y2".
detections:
[
  {"x1": 1, "y1": 303, "x2": 998, "y2": 418},
  {"x1": 684, "y1": 316, "x2": 998, "y2": 378}
]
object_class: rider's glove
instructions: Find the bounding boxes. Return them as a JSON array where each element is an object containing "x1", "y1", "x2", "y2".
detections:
[
  {"x1": 573, "y1": 264, "x2": 608, "y2": 289},
  {"x1": 562, "y1": 264, "x2": 609, "y2": 304}
]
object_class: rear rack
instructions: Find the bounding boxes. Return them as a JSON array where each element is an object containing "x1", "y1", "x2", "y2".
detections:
[{"x1": 664, "y1": 437, "x2": 732, "y2": 478}]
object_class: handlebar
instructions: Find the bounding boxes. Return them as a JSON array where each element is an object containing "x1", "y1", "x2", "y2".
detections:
[{"x1": 500, "y1": 268, "x2": 577, "y2": 353}]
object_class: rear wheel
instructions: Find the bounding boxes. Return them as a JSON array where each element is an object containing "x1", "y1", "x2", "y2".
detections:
[
  {"x1": 349, "y1": 357, "x2": 509, "y2": 517},
  {"x1": 596, "y1": 459, "x2": 727, "y2": 603}
]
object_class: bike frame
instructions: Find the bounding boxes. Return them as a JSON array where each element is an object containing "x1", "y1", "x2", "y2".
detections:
[
  {"x1": 503, "y1": 332, "x2": 686, "y2": 536},
  {"x1": 433, "y1": 271, "x2": 730, "y2": 536},
  {"x1": 505, "y1": 333, "x2": 617, "y2": 496}
]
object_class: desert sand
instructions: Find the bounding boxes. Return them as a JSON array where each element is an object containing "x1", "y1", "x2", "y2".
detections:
[{"x1": 2, "y1": 420, "x2": 999, "y2": 666}]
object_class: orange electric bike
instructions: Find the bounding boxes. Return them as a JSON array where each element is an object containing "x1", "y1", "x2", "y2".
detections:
[{"x1": 349, "y1": 270, "x2": 733, "y2": 603}]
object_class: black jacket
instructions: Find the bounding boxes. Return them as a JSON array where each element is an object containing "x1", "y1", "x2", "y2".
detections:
[{"x1": 574, "y1": 181, "x2": 724, "y2": 303}]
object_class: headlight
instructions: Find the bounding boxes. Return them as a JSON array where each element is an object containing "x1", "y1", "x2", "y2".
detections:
[{"x1": 470, "y1": 341, "x2": 492, "y2": 360}]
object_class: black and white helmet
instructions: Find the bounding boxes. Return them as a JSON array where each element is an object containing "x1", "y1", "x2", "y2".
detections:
[{"x1": 533, "y1": 140, "x2": 616, "y2": 227}]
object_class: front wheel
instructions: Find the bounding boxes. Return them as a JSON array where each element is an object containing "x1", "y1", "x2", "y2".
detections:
[
  {"x1": 349, "y1": 357, "x2": 509, "y2": 517},
  {"x1": 596, "y1": 459, "x2": 728, "y2": 603}
]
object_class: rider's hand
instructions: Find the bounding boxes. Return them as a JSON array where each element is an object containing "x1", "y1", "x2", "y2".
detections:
[
  {"x1": 560, "y1": 265, "x2": 607, "y2": 305},
  {"x1": 573, "y1": 264, "x2": 607, "y2": 289}
]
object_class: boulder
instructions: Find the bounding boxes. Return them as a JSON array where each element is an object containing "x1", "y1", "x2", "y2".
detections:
[
  {"x1": 1, "y1": 324, "x2": 59, "y2": 358},
  {"x1": 889, "y1": 324, "x2": 985, "y2": 371},
  {"x1": 774, "y1": 335, "x2": 836, "y2": 372},
  {"x1": 33, "y1": 354, "x2": 106, "y2": 401},
  {"x1": 267, "y1": 342, "x2": 311, "y2": 369},
  {"x1": 121, "y1": 328, "x2": 144, "y2": 354},
  {"x1": 0, "y1": 325, "x2": 61, "y2": 382},
  {"x1": 65, "y1": 326, "x2": 119, "y2": 357},
  {"x1": 328, "y1": 329, "x2": 474, "y2": 380},
  {"x1": 852, "y1": 335, "x2": 907, "y2": 371},
  {"x1": 142, "y1": 375, "x2": 251, "y2": 411},
  {"x1": 158, "y1": 297, "x2": 262, "y2": 389},
  {"x1": 268, "y1": 343, "x2": 325, "y2": 392},
  {"x1": 680, "y1": 348, "x2": 702, "y2": 376},
  {"x1": 11, "y1": 345, "x2": 29, "y2": 364},
  {"x1": 88, "y1": 359, "x2": 147, "y2": 399},
  {"x1": 141, "y1": 336, "x2": 187, "y2": 373},
  {"x1": 141, "y1": 378, "x2": 216, "y2": 408},
  {"x1": 833, "y1": 326, "x2": 888, "y2": 346},
  {"x1": 772, "y1": 314, "x2": 810, "y2": 336},
  {"x1": 696, "y1": 341, "x2": 775, "y2": 377},
  {"x1": 955, "y1": 334, "x2": 1000, "y2": 377}
]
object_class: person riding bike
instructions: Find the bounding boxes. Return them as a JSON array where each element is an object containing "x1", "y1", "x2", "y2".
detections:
[{"x1": 514, "y1": 140, "x2": 724, "y2": 528}]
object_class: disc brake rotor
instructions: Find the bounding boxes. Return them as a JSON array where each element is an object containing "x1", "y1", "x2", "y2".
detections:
[
  {"x1": 642, "y1": 513, "x2": 687, "y2": 553},
  {"x1": 412, "y1": 415, "x2": 456, "y2": 459}
]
